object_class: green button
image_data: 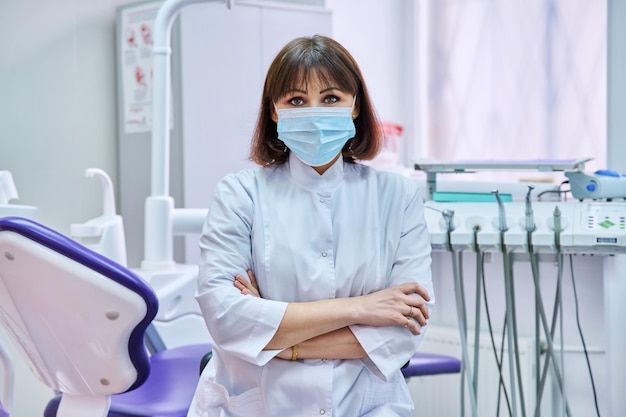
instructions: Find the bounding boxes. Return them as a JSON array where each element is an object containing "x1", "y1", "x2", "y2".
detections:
[{"x1": 599, "y1": 220, "x2": 615, "y2": 229}]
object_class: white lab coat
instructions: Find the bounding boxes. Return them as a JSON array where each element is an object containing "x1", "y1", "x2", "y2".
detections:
[{"x1": 188, "y1": 153, "x2": 434, "y2": 417}]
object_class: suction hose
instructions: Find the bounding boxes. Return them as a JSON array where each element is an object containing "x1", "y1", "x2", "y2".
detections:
[
  {"x1": 493, "y1": 190, "x2": 526, "y2": 417},
  {"x1": 441, "y1": 209, "x2": 479, "y2": 417}
]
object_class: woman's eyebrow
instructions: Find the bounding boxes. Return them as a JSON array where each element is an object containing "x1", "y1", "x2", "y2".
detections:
[{"x1": 320, "y1": 86, "x2": 342, "y2": 93}]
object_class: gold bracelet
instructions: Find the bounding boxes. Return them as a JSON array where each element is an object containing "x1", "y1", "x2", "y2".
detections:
[{"x1": 291, "y1": 344, "x2": 298, "y2": 361}]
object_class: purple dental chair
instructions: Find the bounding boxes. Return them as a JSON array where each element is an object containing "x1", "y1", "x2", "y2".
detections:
[
  {"x1": 401, "y1": 351, "x2": 461, "y2": 379},
  {"x1": 0, "y1": 217, "x2": 208, "y2": 417}
]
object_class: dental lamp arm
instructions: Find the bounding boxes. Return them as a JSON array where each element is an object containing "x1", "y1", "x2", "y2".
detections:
[{"x1": 144, "y1": 0, "x2": 233, "y2": 268}]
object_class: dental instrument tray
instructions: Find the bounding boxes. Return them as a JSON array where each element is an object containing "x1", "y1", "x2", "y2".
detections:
[
  {"x1": 414, "y1": 158, "x2": 592, "y2": 173},
  {"x1": 414, "y1": 157, "x2": 593, "y2": 198}
]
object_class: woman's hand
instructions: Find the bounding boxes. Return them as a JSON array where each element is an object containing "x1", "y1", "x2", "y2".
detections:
[
  {"x1": 351, "y1": 282, "x2": 430, "y2": 335},
  {"x1": 234, "y1": 270, "x2": 261, "y2": 297}
]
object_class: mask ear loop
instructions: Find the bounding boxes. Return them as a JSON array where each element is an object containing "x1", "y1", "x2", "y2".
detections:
[
  {"x1": 272, "y1": 103, "x2": 288, "y2": 153},
  {"x1": 273, "y1": 103, "x2": 280, "y2": 120},
  {"x1": 348, "y1": 95, "x2": 358, "y2": 159}
]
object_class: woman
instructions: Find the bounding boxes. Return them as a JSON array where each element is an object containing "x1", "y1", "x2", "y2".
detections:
[{"x1": 188, "y1": 35, "x2": 434, "y2": 417}]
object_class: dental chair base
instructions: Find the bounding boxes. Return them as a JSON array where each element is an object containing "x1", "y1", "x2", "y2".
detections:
[{"x1": 44, "y1": 344, "x2": 211, "y2": 417}]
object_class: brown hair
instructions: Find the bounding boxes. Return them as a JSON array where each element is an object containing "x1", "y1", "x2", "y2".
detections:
[{"x1": 250, "y1": 35, "x2": 382, "y2": 166}]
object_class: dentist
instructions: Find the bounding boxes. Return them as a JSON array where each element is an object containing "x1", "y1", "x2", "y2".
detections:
[{"x1": 189, "y1": 35, "x2": 434, "y2": 417}]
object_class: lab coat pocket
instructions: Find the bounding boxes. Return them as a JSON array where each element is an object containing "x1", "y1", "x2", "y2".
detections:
[
  {"x1": 188, "y1": 379, "x2": 269, "y2": 417},
  {"x1": 358, "y1": 373, "x2": 412, "y2": 416}
]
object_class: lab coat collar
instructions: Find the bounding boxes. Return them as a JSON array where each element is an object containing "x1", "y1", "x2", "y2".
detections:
[{"x1": 288, "y1": 151, "x2": 344, "y2": 191}]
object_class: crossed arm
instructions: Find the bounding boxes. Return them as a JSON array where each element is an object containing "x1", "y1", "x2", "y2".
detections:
[{"x1": 234, "y1": 270, "x2": 431, "y2": 361}]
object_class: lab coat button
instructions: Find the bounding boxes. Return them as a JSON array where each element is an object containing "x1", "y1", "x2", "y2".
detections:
[
  {"x1": 320, "y1": 198, "x2": 325, "y2": 203},
  {"x1": 321, "y1": 252, "x2": 327, "y2": 257},
  {"x1": 319, "y1": 410, "x2": 326, "y2": 415}
]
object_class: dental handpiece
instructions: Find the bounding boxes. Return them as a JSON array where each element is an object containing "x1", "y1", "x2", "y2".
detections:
[
  {"x1": 553, "y1": 206, "x2": 562, "y2": 233},
  {"x1": 441, "y1": 209, "x2": 455, "y2": 251},
  {"x1": 525, "y1": 185, "x2": 536, "y2": 232},
  {"x1": 427, "y1": 206, "x2": 456, "y2": 232},
  {"x1": 491, "y1": 190, "x2": 508, "y2": 232},
  {"x1": 442, "y1": 209, "x2": 455, "y2": 232}
]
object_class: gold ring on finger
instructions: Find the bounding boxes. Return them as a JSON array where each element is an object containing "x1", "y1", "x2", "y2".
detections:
[{"x1": 409, "y1": 306, "x2": 414, "y2": 318}]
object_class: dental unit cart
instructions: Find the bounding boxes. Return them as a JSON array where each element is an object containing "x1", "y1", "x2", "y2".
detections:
[{"x1": 415, "y1": 158, "x2": 626, "y2": 417}]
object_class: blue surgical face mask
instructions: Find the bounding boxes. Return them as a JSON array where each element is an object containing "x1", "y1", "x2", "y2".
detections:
[{"x1": 276, "y1": 99, "x2": 356, "y2": 167}]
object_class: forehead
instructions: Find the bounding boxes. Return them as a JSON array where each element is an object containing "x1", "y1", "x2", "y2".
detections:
[
  {"x1": 290, "y1": 72, "x2": 341, "y2": 92},
  {"x1": 274, "y1": 66, "x2": 354, "y2": 99},
  {"x1": 287, "y1": 68, "x2": 340, "y2": 90}
]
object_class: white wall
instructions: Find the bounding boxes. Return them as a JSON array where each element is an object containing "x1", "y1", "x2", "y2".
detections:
[
  {"x1": 0, "y1": 0, "x2": 140, "y2": 414},
  {"x1": 326, "y1": 0, "x2": 407, "y2": 123},
  {"x1": 0, "y1": 0, "x2": 128, "y2": 234},
  {"x1": 325, "y1": 0, "x2": 418, "y2": 166}
]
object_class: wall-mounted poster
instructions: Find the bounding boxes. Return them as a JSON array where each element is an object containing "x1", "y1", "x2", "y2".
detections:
[{"x1": 119, "y1": 1, "x2": 161, "y2": 134}]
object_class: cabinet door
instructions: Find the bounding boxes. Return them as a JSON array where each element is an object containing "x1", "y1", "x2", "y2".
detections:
[{"x1": 180, "y1": 3, "x2": 262, "y2": 212}]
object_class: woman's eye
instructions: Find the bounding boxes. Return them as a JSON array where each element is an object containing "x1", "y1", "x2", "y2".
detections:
[
  {"x1": 288, "y1": 97, "x2": 305, "y2": 106},
  {"x1": 323, "y1": 95, "x2": 339, "y2": 104}
]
